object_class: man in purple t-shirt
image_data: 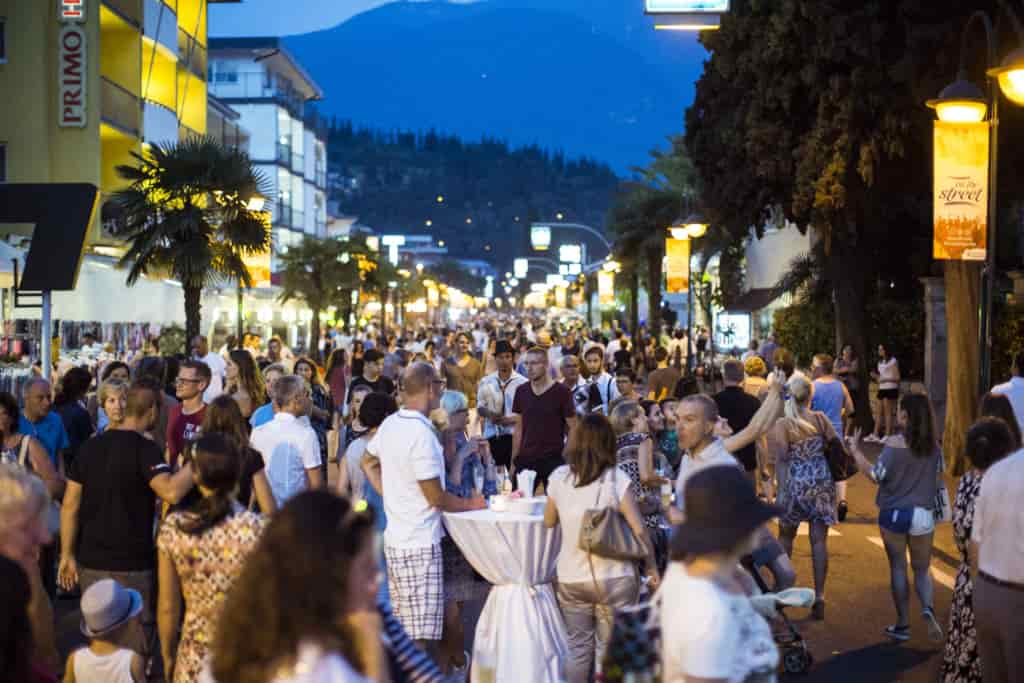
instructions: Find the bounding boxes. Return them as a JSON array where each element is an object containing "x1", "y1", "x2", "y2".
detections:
[{"x1": 512, "y1": 346, "x2": 577, "y2": 493}]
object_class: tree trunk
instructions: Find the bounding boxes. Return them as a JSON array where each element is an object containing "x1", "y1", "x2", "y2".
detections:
[
  {"x1": 828, "y1": 222, "x2": 874, "y2": 433},
  {"x1": 645, "y1": 244, "x2": 663, "y2": 333},
  {"x1": 943, "y1": 260, "x2": 981, "y2": 474},
  {"x1": 629, "y1": 269, "x2": 640, "y2": 334},
  {"x1": 184, "y1": 285, "x2": 202, "y2": 347},
  {"x1": 310, "y1": 310, "x2": 322, "y2": 364}
]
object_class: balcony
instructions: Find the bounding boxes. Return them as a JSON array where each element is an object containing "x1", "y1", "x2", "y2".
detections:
[
  {"x1": 275, "y1": 202, "x2": 293, "y2": 227},
  {"x1": 276, "y1": 142, "x2": 291, "y2": 166},
  {"x1": 292, "y1": 209, "x2": 305, "y2": 230},
  {"x1": 101, "y1": 77, "x2": 141, "y2": 138},
  {"x1": 177, "y1": 29, "x2": 207, "y2": 80},
  {"x1": 142, "y1": 99, "x2": 178, "y2": 145},
  {"x1": 102, "y1": 0, "x2": 142, "y2": 26},
  {"x1": 291, "y1": 151, "x2": 304, "y2": 174},
  {"x1": 315, "y1": 169, "x2": 326, "y2": 189},
  {"x1": 207, "y1": 72, "x2": 306, "y2": 118}
]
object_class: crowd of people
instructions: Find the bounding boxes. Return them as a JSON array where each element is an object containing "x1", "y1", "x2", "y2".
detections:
[{"x1": 1, "y1": 317, "x2": 1023, "y2": 683}]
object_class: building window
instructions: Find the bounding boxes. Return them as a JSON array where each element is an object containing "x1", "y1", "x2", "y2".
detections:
[
  {"x1": 0, "y1": 143, "x2": 7, "y2": 182},
  {"x1": 0, "y1": 18, "x2": 7, "y2": 64}
]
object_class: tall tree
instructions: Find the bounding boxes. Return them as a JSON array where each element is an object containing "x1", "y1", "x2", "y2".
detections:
[
  {"x1": 111, "y1": 138, "x2": 271, "y2": 343},
  {"x1": 277, "y1": 235, "x2": 368, "y2": 361},
  {"x1": 683, "y1": 0, "x2": 1023, "y2": 464}
]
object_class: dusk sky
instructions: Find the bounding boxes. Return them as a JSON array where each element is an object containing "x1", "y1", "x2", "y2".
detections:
[{"x1": 209, "y1": 0, "x2": 478, "y2": 37}]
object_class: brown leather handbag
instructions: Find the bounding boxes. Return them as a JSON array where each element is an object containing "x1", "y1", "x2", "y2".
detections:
[{"x1": 579, "y1": 467, "x2": 647, "y2": 561}]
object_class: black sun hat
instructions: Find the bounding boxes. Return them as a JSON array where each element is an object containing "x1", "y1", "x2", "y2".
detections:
[{"x1": 671, "y1": 465, "x2": 783, "y2": 557}]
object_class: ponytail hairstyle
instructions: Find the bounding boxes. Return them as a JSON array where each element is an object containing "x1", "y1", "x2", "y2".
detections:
[
  {"x1": 179, "y1": 433, "x2": 242, "y2": 536},
  {"x1": 784, "y1": 373, "x2": 817, "y2": 435}
]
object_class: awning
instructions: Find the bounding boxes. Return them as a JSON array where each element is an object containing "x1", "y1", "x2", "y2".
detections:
[{"x1": 726, "y1": 287, "x2": 783, "y2": 312}]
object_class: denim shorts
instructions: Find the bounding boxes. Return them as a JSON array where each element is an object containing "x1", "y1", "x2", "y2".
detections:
[{"x1": 879, "y1": 506, "x2": 934, "y2": 536}]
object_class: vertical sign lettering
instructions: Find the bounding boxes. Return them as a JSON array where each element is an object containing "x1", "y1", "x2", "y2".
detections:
[
  {"x1": 58, "y1": 25, "x2": 86, "y2": 127},
  {"x1": 933, "y1": 121, "x2": 989, "y2": 261},
  {"x1": 59, "y1": 0, "x2": 86, "y2": 22}
]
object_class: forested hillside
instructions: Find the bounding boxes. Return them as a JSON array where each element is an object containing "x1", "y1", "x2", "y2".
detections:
[{"x1": 325, "y1": 119, "x2": 620, "y2": 268}]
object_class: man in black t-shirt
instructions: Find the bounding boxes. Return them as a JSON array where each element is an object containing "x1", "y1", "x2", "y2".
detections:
[
  {"x1": 348, "y1": 349, "x2": 396, "y2": 402},
  {"x1": 712, "y1": 359, "x2": 762, "y2": 485},
  {"x1": 512, "y1": 347, "x2": 577, "y2": 493},
  {"x1": 59, "y1": 384, "x2": 196, "y2": 658}
]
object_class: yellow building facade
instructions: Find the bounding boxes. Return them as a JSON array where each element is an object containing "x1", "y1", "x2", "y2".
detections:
[{"x1": 0, "y1": 0, "x2": 228, "y2": 244}]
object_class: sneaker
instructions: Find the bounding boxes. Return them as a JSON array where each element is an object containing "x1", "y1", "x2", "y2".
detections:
[
  {"x1": 923, "y1": 608, "x2": 944, "y2": 642},
  {"x1": 447, "y1": 651, "x2": 470, "y2": 683},
  {"x1": 884, "y1": 625, "x2": 911, "y2": 641},
  {"x1": 837, "y1": 501, "x2": 848, "y2": 522}
]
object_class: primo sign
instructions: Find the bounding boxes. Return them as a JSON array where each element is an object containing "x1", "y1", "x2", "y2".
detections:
[{"x1": 58, "y1": 0, "x2": 87, "y2": 128}]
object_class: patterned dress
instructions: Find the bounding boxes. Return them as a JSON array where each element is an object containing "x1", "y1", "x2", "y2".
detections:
[
  {"x1": 441, "y1": 432, "x2": 494, "y2": 603},
  {"x1": 940, "y1": 470, "x2": 983, "y2": 683},
  {"x1": 157, "y1": 508, "x2": 266, "y2": 683},
  {"x1": 776, "y1": 420, "x2": 836, "y2": 528},
  {"x1": 616, "y1": 432, "x2": 669, "y2": 571}
]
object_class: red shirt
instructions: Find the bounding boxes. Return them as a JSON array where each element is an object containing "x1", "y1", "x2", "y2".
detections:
[
  {"x1": 512, "y1": 381, "x2": 575, "y2": 465},
  {"x1": 165, "y1": 404, "x2": 206, "y2": 463}
]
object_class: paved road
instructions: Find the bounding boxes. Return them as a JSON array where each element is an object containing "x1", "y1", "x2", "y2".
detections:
[{"x1": 55, "y1": 441, "x2": 959, "y2": 682}]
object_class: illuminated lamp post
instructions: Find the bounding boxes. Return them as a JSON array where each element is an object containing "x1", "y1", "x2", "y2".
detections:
[
  {"x1": 668, "y1": 211, "x2": 709, "y2": 372},
  {"x1": 926, "y1": 6, "x2": 1024, "y2": 391}
]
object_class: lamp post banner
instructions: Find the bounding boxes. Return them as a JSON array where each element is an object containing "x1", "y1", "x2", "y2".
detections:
[
  {"x1": 598, "y1": 270, "x2": 615, "y2": 306},
  {"x1": 666, "y1": 237, "x2": 690, "y2": 293},
  {"x1": 933, "y1": 121, "x2": 989, "y2": 261}
]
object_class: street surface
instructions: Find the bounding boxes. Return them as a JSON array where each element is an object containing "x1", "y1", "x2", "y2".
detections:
[{"x1": 54, "y1": 441, "x2": 958, "y2": 682}]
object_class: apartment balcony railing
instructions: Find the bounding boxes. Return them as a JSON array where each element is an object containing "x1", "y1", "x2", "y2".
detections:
[
  {"x1": 276, "y1": 142, "x2": 292, "y2": 166},
  {"x1": 275, "y1": 202, "x2": 293, "y2": 227},
  {"x1": 291, "y1": 151, "x2": 304, "y2": 174},
  {"x1": 102, "y1": 0, "x2": 142, "y2": 26},
  {"x1": 177, "y1": 29, "x2": 207, "y2": 81},
  {"x1": 100, "y1": 77, "x2": 141, "y2": 137},
  {"x1": 208, "y1": 72, "x2": 306, "y2": 118}
]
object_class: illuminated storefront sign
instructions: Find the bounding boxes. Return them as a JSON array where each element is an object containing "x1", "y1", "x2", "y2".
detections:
[{"x1": 531, "y1": 225, "x2": 551, "y2": 251}]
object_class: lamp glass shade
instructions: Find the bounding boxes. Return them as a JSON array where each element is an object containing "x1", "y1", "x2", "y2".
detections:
[
  {"x1": 669, "y1": 227, "x2": 691, "y2": 240},
  {"x1": 685, "y1": 222, "x2": 708, "y2": 237},
  {"x1": 998, "y1": 68, "x2": 1024, "y2": 105},
  {"x1": 933, "y1": 100, "x2": 988, "y2": 123}
]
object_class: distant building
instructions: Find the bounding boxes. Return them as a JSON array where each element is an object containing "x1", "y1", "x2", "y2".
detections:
[{"x1": 208, "y1": 37, "x2": 329, "y2": 264}]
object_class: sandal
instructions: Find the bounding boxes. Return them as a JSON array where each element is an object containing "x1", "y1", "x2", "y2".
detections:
[{"x1": 884, "y1": 625, "x2": 910, "y2": 641}]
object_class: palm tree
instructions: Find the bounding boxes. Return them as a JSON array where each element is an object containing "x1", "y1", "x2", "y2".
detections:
[
  {"x1": 110, "y1": 137, "x2": 271, "y2": 343},
  {"x1": 277, "y1": 235, "x2": 369, "y2": 361}
]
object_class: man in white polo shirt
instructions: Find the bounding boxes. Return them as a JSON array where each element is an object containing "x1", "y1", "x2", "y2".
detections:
[
  {"x1": 368, "y1": 362, "x2": 486, "y2": 651},
  {"x1": 250, "y1": 375, "x2": 322, "y2": 507},
  {"x1": 991, "y1": 351, "x2": 1024, "y2": 436},
  {"x1": 971, "y1": 445, "x2": 1024, "y2": 681}
]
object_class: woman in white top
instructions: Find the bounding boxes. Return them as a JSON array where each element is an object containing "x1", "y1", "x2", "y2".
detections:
[
  {"x1": 207, "y1": 491, "x2": 385, "y2": 683},
  {"x1": 868, "y1": 344, "x2": 901, "y2": 442},
  {"x1": 544, "y1": 413, "x2": 659, "y2": 683},
  {"x1": 661, "y1": 465, "x2": 782, "y2": 683}
]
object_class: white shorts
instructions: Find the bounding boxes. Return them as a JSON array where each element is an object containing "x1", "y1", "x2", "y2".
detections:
[{"x1": 909, "y1": 507, "x2": 935, "y2": 536}]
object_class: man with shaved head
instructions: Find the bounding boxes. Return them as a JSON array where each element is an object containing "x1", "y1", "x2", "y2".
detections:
[{"x1": 367, "y1": 361, "x2": 485, "y2": 652}]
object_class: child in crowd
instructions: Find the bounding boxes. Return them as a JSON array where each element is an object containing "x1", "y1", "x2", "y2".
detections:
[{"x1": 64, "y1": 579, "x2": 145, "y2": 683}]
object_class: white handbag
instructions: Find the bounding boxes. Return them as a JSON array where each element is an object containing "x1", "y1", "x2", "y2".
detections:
[{"x1": 934, "y1": 456, "x2": 952, "y2": 524}]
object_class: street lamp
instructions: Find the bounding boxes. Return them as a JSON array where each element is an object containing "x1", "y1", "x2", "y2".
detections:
[
  {"x1": 669, "y1": 212, "x2": 709, "y2": 240},
  {"x1": 926, "y1": 5, "x2": 1024, "y2": 392}
]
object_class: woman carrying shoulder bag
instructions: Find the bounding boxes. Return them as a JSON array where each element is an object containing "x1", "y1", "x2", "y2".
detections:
[
  {"x1": 544, "y1": 413, "x2": 659, "y2": 683},
  {"x1": 849, "y1": 393, "x2": 945, "y2": 643}
]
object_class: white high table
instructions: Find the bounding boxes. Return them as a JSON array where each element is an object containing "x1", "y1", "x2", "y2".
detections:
[{"x1": 442, "y1": 507, "x2": 567, "y2": 683}]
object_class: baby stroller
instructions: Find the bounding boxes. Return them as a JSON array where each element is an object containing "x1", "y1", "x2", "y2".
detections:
[{"x1": 742, "y1": 556, "x2": 815, "y2": 675}]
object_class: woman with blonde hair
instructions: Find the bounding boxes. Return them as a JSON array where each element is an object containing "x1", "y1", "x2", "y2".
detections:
[
  {"x1": 0, "y1": 463, "x2": 60, "y2": 675},
  {"x1": 96, "y1": 380, "x2": 127, "y2": 434},
  {"x1": 610, "y1": 400, "x2": 670, "y2": 572},
  {"x1": 767, "y1": 372, "x2": 837, "y2": 620}
]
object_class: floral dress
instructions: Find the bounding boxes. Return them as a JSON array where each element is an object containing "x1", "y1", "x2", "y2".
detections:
[
  {"x1": 157, "y1": 508, "x2": 266, "y2": 683},
  {"x1": 616, "y1": 432, "x2": 669, "y2": 572},
  {"x1": 776, "y1": 418, "x2": 836, "y2": 528},
  {"x1": 940, "y1": 470, "x2": 983, "y2": 683}
]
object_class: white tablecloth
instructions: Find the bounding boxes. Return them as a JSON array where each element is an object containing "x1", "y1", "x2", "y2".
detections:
[{"x1": 443, "y1": 508, "x2": 567, "y2": 683}]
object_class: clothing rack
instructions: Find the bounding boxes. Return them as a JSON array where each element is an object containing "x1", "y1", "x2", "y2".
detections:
[{"x1": 0, "y1": 364, "x2": 36, "y2": 399}]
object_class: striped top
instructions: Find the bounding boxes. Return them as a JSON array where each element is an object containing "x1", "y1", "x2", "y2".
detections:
[{"x1": 379, "y1": 597, "x2": 445, "y2": 683}]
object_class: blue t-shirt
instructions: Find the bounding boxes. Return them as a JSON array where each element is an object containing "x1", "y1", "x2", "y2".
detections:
[
  {"x1": 249, "y1": 402, "x2": 275, "y2": 429},
  {"x1": 811, "y1": 379, "x2": 846, "y2": 435},
  {"x1": 19, "y1": 411, "x2": 70, "y2": 466}
]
